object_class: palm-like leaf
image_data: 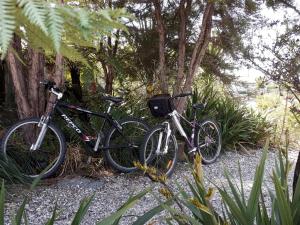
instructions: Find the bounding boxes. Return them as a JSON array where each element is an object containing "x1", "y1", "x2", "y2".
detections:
[
  {"x1": 0, "y1": 0, "x2": 129, "y2": 60},
  {"x1": 0, "y1": 0, "x2": 16, "y2": 56},
  {"x1": 46, "y1": 7, "x2": 63, "y2": 52},
  {"x1": 17, "y1": 0, "x2": 48, "y2": 34}
]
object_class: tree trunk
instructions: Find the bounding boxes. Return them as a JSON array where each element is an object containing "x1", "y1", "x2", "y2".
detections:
[
  {"x1": 27, "y1": 48, "x2": 46, "y2": 117},
  {"x1": 99, "y1": 29, "x2": 119, "y2": 95},
  {"x1": 0, "y1": 62, "x2": 5, "y2": 103},
  {"x1": 153, "y1": 0, "x2": 168, "y2": 94},
  {"x1": 6, "y1": 35, "x2": 47, "y2": 119},
  {"x1": 176, "y1": 2, "x2": 214, "y2": 113},
  {"x1": 52, "y1": 54, "x2": 64, "y2": 87},
  {"x1": 105, "y1": 65, "x2": 114, "y2": 95},
  {"x1": 70, "y1": 64, "x2": 82, "y2": 101},
  {"x1": 4, "y1": 61, "x2": 14, "y2": 107},
  {"x1": 6, "y1": 36, "x2": 32, "y2": 119},
  {"x1": 173, "y1": 0, "x2": 191, "y2": 96},
  {"x1": 293, "y1": 152, "x2": 300, "y2": 194}
]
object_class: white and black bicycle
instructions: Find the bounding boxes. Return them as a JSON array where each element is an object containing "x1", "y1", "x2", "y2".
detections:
[{"x1": 141, "y1": 93, "x2": 222, "y2": 178}]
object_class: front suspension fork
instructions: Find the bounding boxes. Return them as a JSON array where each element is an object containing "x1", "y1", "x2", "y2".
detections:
[
  {"x1": 30, "y1": 116, "x2": 49, "y2": 151},
  {"x1": 155, "y1": 122, "x2": 171, "y2": 155}
]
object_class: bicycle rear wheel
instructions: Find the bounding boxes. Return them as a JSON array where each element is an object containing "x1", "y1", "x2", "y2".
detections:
[
  {"x1": 1, "y1": 118, "x2": 66, "y2": 179},
  {"x1": 195, "y1": 118, "x2": 221, "y2": 164},
  {"x1": 104, "y1": 118, "x2": 149, "y2": 173},
  {"x1": 140, "y1": 125, "x2": 178, "y2": 178}
]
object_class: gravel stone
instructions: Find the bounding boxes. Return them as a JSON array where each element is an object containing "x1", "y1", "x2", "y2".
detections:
[{"x1": 4, "y1": 149, "x2": 299, "y2": 225}]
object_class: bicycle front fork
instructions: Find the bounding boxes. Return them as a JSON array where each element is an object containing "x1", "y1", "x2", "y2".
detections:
[
  {"x1": 156, "y1": 122, "x2": 171, "y2": 155},
  {"x1": 30, "y1": 116, "x2": 49, "y2": 151}
]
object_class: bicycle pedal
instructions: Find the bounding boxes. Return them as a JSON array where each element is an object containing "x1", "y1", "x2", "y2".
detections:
[
  {"x1": 188, "y1": 147, "x2": 197, "y2": 154},
  {"x1": 86, "y1": 156, "x2": 92, "y2": 164}
]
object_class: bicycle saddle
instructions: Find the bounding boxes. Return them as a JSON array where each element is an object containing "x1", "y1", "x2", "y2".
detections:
[
  {"x1": 192, "y1": 103, "x2": 205, "y2": 110},
  {"x1": 101, "y1": 95, "x2": 124, "y2": 104}
]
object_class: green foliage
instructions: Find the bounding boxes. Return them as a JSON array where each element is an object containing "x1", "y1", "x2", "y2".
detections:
[
  {"x1": 46, "y1": 7, "x2": 63, "y2": 52},
  {"x1": 0, "y1": 0, "x2": 129, "y2": 61},
  {"x1": 71, "y1": 195, "x2": 94, "y2": 225},
  {"x1": 187, "y1": 76, "x2": 269, "y2": 150},
  {"x1": 0, "y1": 0, "x2": 16, "y2": 54},
  {"x1": 97, "y1": 189, "x2": 149, "y2": 225},
  {"x1": 17, "y1": 0, "x2": 48, "y2": 34},
  {"x1": 2, "y1": 145, "x2": 300, "y2": 224},
  {"x1": 0, "y1": 155, "x2": 30, "y2": 184},
  {"x1": 130, "y1": 146, "x2": 300, "y2": 225},
  {"x1": 256, "y1": 91, "x2": 300, "y2": 148},
  {"x1": 0, "y1": 180, "x2": 148, "y2": 225}
]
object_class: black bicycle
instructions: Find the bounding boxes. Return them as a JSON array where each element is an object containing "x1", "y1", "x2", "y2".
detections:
[
  {"x1": 1, "y1": 80, "x2": 149, "y2": 178},
  {"x1": 141, "y1": 93, "x2": 222, "y2": 178}
]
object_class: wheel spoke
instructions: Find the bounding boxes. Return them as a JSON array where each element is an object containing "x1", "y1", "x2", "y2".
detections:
[
  {"x1": 196, "y1": 120, "x2": 221, "y2": 163},
  {"x1": 105, "y1": 119, "x2": 149, "y2": 172},
  {"x1": 2, "y1": 119, "x2": 64, "y2": 178},
  {"x1": 143, "y1": 127, "x2": 177, "y2": 178}
]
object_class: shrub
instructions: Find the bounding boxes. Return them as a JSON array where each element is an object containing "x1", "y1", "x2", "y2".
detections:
[
  {"x1": 256, "y1": 92, "x2": 300, "y2": 148},
  {"x1": 0, "y1": 155, "x2": 30, "y2": 184}
]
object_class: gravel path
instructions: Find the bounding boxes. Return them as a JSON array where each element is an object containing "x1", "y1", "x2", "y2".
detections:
[{"x1": 4, "y1": 149, "x2": 299, "y2": 225}]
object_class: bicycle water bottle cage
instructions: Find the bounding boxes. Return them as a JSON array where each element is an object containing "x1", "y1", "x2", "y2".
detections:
[{"x1": 148, "y1": 94, "x2": 174, "y2": 117}]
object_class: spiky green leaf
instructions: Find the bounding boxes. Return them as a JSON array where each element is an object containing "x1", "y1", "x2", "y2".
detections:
[
  {"x1": 12, "y1": 197, "x2": 27, "y2": 225},
  {"x1": 71, "y1": 195, "x2": 94, "y2": 225}
]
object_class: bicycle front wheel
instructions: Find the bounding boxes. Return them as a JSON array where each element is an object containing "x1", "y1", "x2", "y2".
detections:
[
  {"x1": 140, "y1": 125, "x2": 178, "y2": 178},
  {"x1": 195, "y1": 118, "x2": 222, "y2": 164},
  {"x1": 104, "y1": 118, "x2": 149, "y2": 173},
  {"x1": 1, "y1": 118, "x2": 66, "y2": 179}
]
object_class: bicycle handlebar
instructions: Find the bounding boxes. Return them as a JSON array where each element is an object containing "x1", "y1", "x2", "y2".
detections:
[
  {"x1": 40, "y1": 80, "x2": 63, "y2": 99},
  {"x1": 40, "y1": 80, "x2": 56, "y2": 89}
]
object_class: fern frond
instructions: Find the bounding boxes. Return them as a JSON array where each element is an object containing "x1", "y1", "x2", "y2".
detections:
[
  {"x1": 46, "y1": 7, "x2": 63, "y2": 52},
  {"x1": 17, "y1": 0, "x2": 48, "y2": 35},
  {"x1": 0, "y1": 0, "x2": 16, "y2": 57},
  {"x1": 77, "y1": 8, "x2": 90, "y2": 29},
  {"x1": 60, "y1": 43, "x2": 89, "y2": 66},
  {"x1": 16, "y1": 12, "x2": 52, "y2": 51},
  {"x1": 64, "y1": 24, "x2": 95, "y2": 48},
  {"x1": 18, "y1": 14, "x2": 89, "y2": 65}
]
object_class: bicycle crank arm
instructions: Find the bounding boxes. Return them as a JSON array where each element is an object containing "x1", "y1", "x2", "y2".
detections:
[{"x1": 188, "y1": 147, "x2": 197, "y2": 154}]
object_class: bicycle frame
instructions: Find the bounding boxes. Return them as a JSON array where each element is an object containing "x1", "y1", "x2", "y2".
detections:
[
  {"x1": 57, "y1": 102, "x2": 122, "y2": 136},
  {"x1": 32, "y1": 98, "x2": 124, "y2": 153},
  {"x1": 158, "y1": 109, "x2": 198, "y2": 154}
]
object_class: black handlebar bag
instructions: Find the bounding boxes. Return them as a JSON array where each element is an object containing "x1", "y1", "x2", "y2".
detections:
[{"x1": 148, "y1": 94, "x2": 174, "y2": 117}]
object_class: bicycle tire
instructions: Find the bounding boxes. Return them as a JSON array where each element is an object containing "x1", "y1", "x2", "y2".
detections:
[
  {"x1": 104, "y1": 118, "x2": 149, "y2": 173},
  {"x1": 1, "y1": 118, "x2": 66, "y2": 179},
  {"x1": 194, "y1": 118, "x2": 222, "y2": 164},
  {"x1": 140, "y1": 125, "x2": 178, "y2": 178}
]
